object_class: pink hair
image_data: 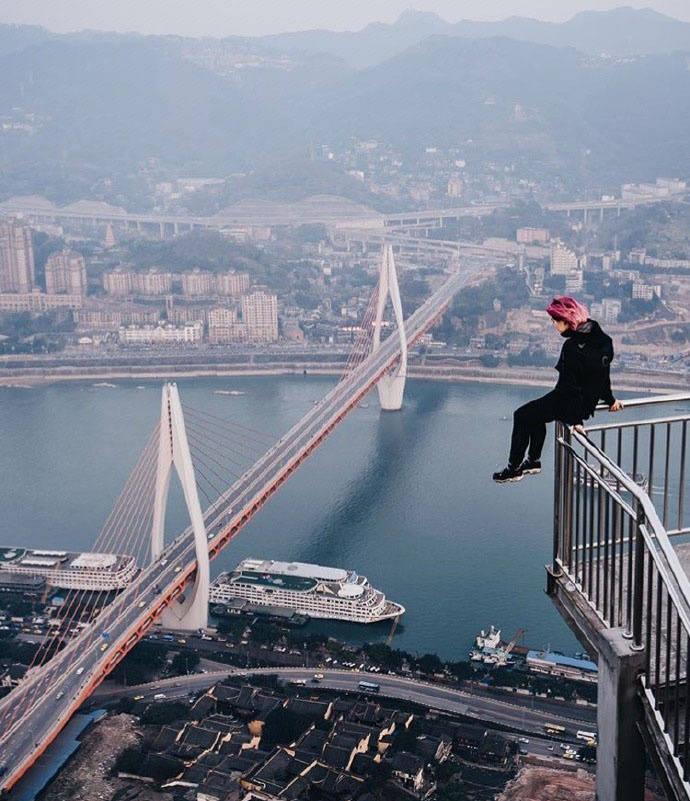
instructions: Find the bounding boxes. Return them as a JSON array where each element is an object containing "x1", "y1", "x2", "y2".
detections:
[{"x1": 546, "y1": 296, "x2": 589, "y2": 330}]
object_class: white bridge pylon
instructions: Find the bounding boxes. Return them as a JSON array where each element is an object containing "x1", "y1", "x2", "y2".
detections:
[
  {"x1": 372, "y1": 244, "x2": 407, "y2": 410},
  {"x1": 151, "y1": 382, "x2": 209, "y2": 630}
]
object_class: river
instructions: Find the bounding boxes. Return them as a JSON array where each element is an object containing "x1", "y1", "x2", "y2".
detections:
[{"x1": 0, "y1": 375, "x2": 580, "y2": 659}]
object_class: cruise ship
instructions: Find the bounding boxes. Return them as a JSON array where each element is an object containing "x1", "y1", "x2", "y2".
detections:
[
  {"x1": 0, "y1": 546, "x2": 137, "y2": 591},
  {"x1": 210, "y1": 558, "x2": 404, "y2": 624}
]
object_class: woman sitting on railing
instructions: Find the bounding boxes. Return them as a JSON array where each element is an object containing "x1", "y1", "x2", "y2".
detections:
[{"x1": 493, "y1": 296, "x2": 623, "y2": 484}]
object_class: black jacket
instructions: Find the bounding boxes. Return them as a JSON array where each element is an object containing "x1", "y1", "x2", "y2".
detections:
[{"x1": 554, "y1": 319, "x2": 615, "y2": 419}]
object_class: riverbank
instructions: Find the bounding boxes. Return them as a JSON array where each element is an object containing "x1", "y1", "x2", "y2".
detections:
[
  {"x1": 37, "y1": 714, "x2": 141, "y2": 801},
  {"x1": 0, "y1": 359, "x2": 686, "y2": 395}
]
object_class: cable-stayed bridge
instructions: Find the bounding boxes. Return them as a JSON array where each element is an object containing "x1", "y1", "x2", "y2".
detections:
[{"x1": 0, "y1": 247, "x2": 470, "y2": 791}]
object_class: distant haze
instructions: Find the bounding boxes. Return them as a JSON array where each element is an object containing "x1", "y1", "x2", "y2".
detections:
[{"x1": 0, "y1": 0, "x2": 689, "y2": 36}]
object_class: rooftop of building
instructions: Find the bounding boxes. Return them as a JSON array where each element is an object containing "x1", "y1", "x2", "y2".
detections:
[{"x1": 526, "y1": 650, "x2": 598, "y2": 672}]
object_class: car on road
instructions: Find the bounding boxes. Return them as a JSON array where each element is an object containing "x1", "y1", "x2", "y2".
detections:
[
  {"x1": 99, "y1": 643, "x2": 108, "y2": 652},
  {"x1": 519, "y1": 738, "x2": 530, "y2": 744},
  {"x1": 134, "y1": 695, "x2": 145, "y2": 700},
  {"x1": 153, "y1": 693, "x2": 167, "y2": 700},
  {"x1": 76, "y1": 667, "x2": 84, "y2": 676}
]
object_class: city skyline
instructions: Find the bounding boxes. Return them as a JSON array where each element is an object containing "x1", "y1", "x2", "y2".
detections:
[{"x1": 1, "y1": 0, "x2": 689, "y2": 37}]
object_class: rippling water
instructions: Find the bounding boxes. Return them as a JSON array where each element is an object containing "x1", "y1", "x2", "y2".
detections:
[{"x1": 0, "y1": 376, "x2": 580, "y2": 659}]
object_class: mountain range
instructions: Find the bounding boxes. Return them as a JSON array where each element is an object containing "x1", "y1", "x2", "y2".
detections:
[
  {"x1": 0, "y1": 7, "x2": 688, "y2": 203},
  {"x1": 264, "y1": 7, "x2": 690, "y2": 68}
]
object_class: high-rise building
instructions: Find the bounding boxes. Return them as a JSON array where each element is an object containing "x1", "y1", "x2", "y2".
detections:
[
  {"x1": 132, "y1": 268, "x2": 172, "y2": 296},
  {"x1": 601, "y1": 298, "x2": 622, "y2": 324},
  {"x1": 0, "y1": 221, "x2": 35, "y2": 293},
  {"x1": 565, "y1": 269, "x2": 584, "y2": 293},
  {"x1": 208, "y1": 307, "x2": 247, "y2": 344},
  {"x1": 241, "y1": 288, "x2": 278, "y2": 342},
  {"x1": 181, "y1": 269, "x2": 215, "y2": 297},
  {"x1": 103, "y1": 267, "x2": 133, "y2": 296},
  {"x1": 103, "y1": 267, "x2": 172, "y2": 296},
  {"x1": 550, "y1": 242, "x2": 579, "y2": 276},
  {"x1": 44, "y1": 249, "x2": 87, "y2": 296},
  {"x1": 216, "y1": 271, "x2": 250, "y2": 296}
]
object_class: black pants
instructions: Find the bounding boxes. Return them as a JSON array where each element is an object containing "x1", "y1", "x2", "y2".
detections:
[{"x1": 509, "y1": 390, "x2": 581, "y2": 467}]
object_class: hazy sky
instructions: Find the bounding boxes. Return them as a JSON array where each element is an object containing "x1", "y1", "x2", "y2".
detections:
[{"x1": 1, "y1": 0, "x2": 689, "y2": 36}]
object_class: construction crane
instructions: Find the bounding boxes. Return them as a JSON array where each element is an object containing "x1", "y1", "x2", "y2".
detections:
[{"x1": 503, "y1": 627, "x2": 526, "y2": 659}]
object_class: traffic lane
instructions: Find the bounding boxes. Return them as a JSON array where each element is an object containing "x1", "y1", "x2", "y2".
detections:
[
  {"x1": 91, "y1": 671, "x2": 585, "y2": 763},
  {"x1": 92, "y1": 666, "x2": 594, "y2": 739}
]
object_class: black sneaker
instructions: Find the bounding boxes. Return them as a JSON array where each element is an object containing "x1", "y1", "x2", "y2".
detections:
[
  {"x1": 492, "y1": 465, "x2": 524, "y2": 483},
  {"x1": 519, "y1": 459, "x2": 542, "y2": 475}
]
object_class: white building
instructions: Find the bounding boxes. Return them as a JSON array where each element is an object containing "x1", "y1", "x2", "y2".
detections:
[
  {"x1": 550, "y1": 243, "x2": 579, "y2": 276},
  {"x1": 118, "y1": 321, "x2": 203, "y2": 345},
  {"x1": 241, "y1": 288, "x2": 278, "y2": 342},
  {"x1": 632, "y1": 282, "x2": 661, "y2": 301}
]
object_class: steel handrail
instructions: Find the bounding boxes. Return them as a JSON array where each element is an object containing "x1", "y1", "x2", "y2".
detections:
[
  {"x1": 594, "y1": 393, "x2": 690, "y2": 411},
  {"x1": 569, "y1": 426, "x2": 690, "y2": 637}
]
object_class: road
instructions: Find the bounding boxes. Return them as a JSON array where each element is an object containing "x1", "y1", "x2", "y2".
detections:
[
  {"x1": 0, "y1": 265, "x2": 474, "y2": 790},
  {"x1": 91, "y1": 666, "x2": 596, "y2": 737},
  {"x1": 90, "y1": 666, "x2": 593, "y2": 761}
]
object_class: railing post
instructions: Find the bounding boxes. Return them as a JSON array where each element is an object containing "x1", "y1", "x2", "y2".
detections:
[
  {"x1": 631, "y1": 499, "x2": 646, "y2": 650},
  {"x1": 562, "y1": 426, "x2": 574, "y2": 570},
  {"x1": 552, "y1": 421, "x2": 564, "y2": 576}
]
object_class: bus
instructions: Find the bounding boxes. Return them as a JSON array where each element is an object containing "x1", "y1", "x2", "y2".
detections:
[
  {"x1": 576, "y1": 730, "x2": 597, "y2": 743},
  {"x1": 543, "y1": 723, "x2": 566, "y2": 735},
  {"x1": 358, "y1": 680, "x2": 380, "y2": 693}
]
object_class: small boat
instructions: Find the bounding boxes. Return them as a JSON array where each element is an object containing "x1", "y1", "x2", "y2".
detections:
[
  {"x1": 93, "y1": 382, "x2": 116, "y2": 388},
  {"x1": 358, "y1": 402, "x2": 369, "y2": 409},
  {"x1": 214, "y1": 390, "x2": 245, "y2": 396}
]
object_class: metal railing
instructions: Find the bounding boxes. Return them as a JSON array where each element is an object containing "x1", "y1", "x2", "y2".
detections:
[{"x1": 552, "y1": 393, "x2": 690, "y2": 785}]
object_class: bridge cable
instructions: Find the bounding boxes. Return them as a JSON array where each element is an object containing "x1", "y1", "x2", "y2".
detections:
[{"x1": 0, "y1": 427, "x2": 160, "y2": 732}]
